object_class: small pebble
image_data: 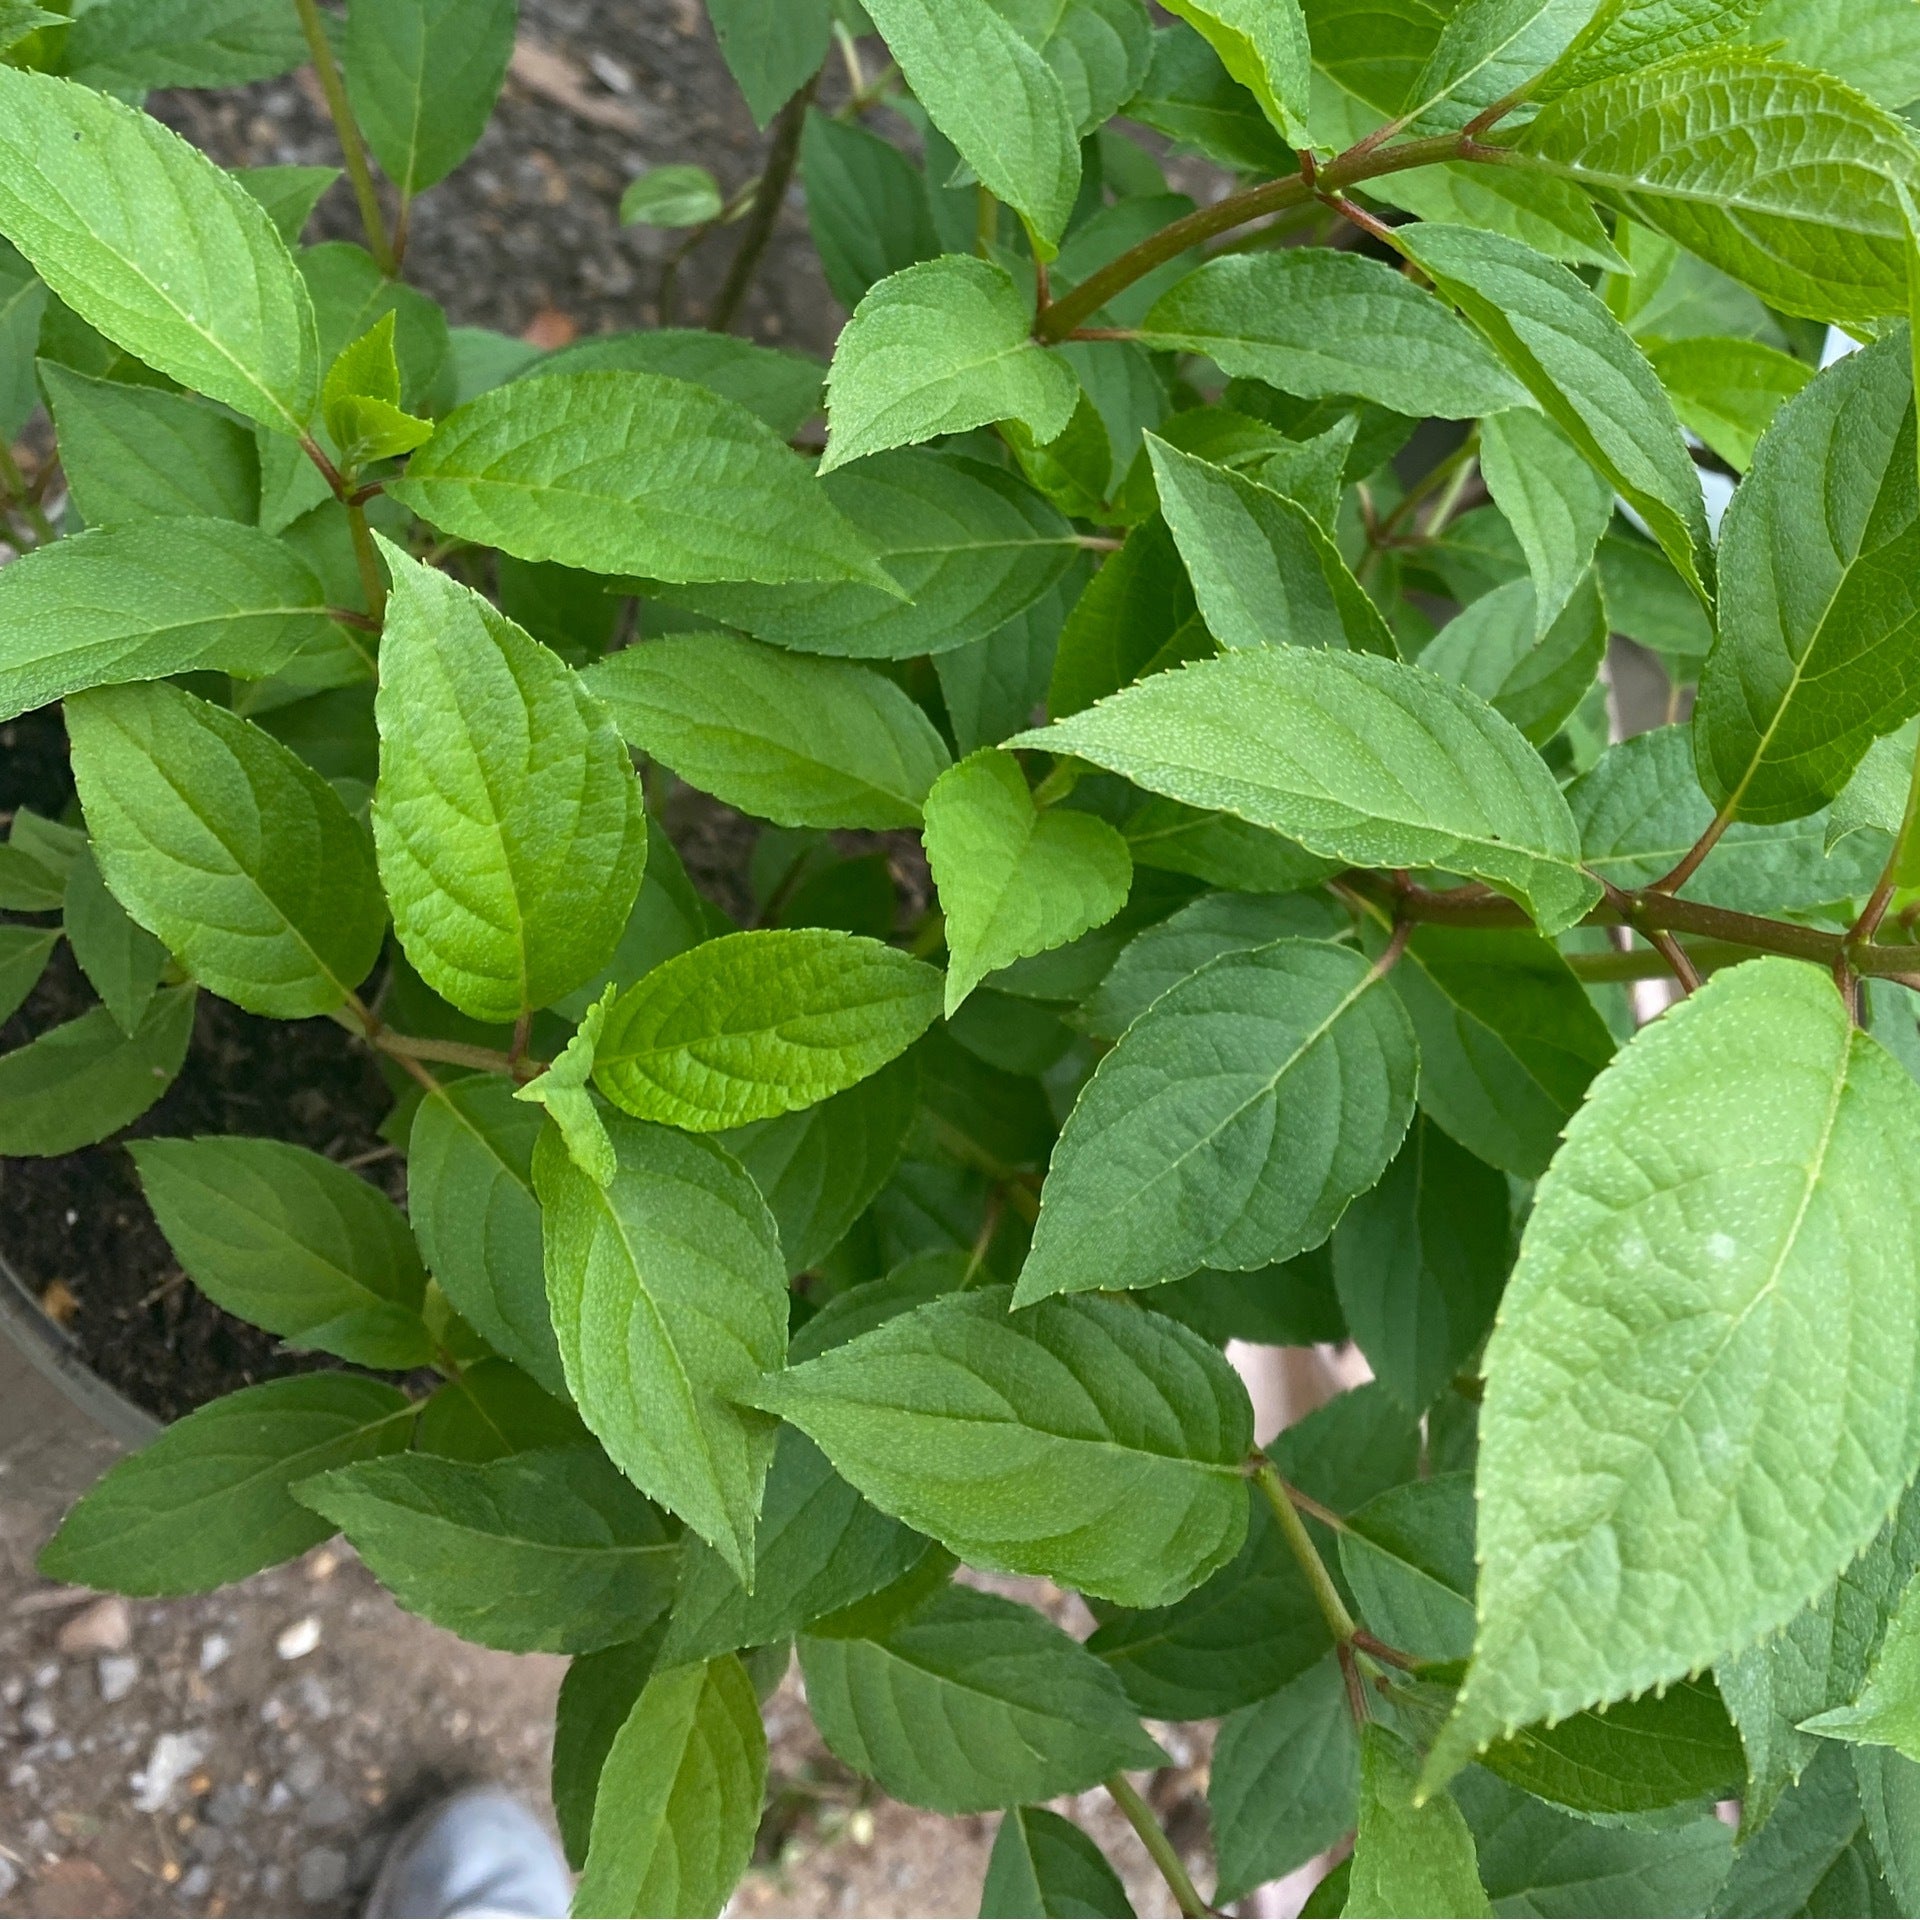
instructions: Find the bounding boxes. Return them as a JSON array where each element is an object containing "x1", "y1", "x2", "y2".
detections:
[
  {"x1": 56, "y1": 1596, "x2": 131, "y2": 1655},
  {"x1": 206, "y1": 1781, "x2": 256, "y2": 1828},
  {"x1": 20, "y1": 1698, "x2": 55, "y2": 1741},
  {"x1": 31, "y1": 1662, "x2": 58, "y2": 1691},
  {"x1": 97, "y1": 1655, "x2": 139, "y2": 1704},
  {"x1": 284, "y1": 1750, "x2": 326, "y2": 1797},
  {"x1": 131, "y1": 1730, "x2": 210, "y2": 1814},
  {"x1": 275, "y1": 1615, "x2": 322, "y2": 1662},
  {"x1": 296, "y1": 1845, "x2": 350, "y2": 1904},
  {"x1": 0, "y1": 1857, "x2": 18, "y2": 1900},
  {"x1": 304, "y1": 1784, "x2": 354, "y2": 1830},
  {"x1": 198, "y1": 1632, "x2": 232, "y2": 1674},
  {"x1": 178, "y1": 1864, "x2": 213, "y2": 1902}
]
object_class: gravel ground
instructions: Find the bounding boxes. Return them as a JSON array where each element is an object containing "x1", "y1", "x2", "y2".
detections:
[{"x1": 1, "y1": 5, "x2": 1222, "y2": 1913}]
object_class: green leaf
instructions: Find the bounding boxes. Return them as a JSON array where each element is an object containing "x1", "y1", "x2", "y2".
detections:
[
  {"x1": 1122, "y1": 22, "x2": 1293, "y2": 171},
  {"x1": 1648, "y1": 335, "x2": 1811, "y2": 472},
  {"x1": 389, "y1": 371, "x2": 892, "y2": 589},
  {"x1": 415, "y1": 1358, "x2": 586, "y2": 1462},
  {"x1": 234, "y1": 164, "x2": 341, "y2": 246},
  {"x1": 131, "y1": 1136, "x2": 433, "y2": 1368},
  {"x1": 407, "y1": 1074, "x2": 567, "y2": 1398},
  {"x1": 1338, "y1": 1472, "x2": 1479, "y2": 1661},
  {"x1": 660, "y1": 1428, "x2": 933, "y2": 1667},
  {"x1": 534, "y1": 1111, "x2": 787, "y2": 1582},
  {"x1": 620, "y1": 165, "x2": 725, "y2": 228},
  {"x1": 1802, "y1": 1571, "x2": 1920, "y2": 1761},
  {"x1": 0, "y1": 842, "x2": 60, "y2": 912},
  {"x1": 0, "y1": 988, "x2": 194, "y2": 1156},
  {"x1": 1000, "y1": 0, "x2": 1155, "y2": 135},
  {"x1": 342, "y1": 0, "x2": 516, "y2": 198},
  {"x1": 1752, "y1": 0, "x2": 1920, "y2": 112},
  {"x1": 63, "y1": 843, "x2": 166, "y2": 1037},
  {"x1": 322, "y1": 312, "x2": 434, "y2": 469},
  {"x1": 1348, "y1": 1725, "x2": 1493, "y2": 1919},
  {"x1": 593, "y1": 929, "x2": 942, "y2": 1132},
  {"x1": 755, "y1": 1286, "x2": 1252, "y2": 1608},
  {"x1": 1333, "y1": 1116, "x2": 1510, "y2": 1413},
  {"x1": 1016, "y1": 938, "x2": 1416, "y2": 1301},
  {"x1": 1719, "y1": 1485, "x2": 1920, "y2": 1831},
  {"x1": 522, "y1": 330, "x2": 825, "y2": 438},
  {"x1": 1478, "y1": 409, "x2": 1615, "y2": 634},
  {"x1": 37, "y1": 1375, "x2": 412, "y2": 1597},
  {"x1": 1160, "y1": 0, "x2": 1311, "y2": 144},
  {"x1": 1139, "y1": 250, "x2": 1528, "y2": 420},
  {"x1": 1403, "y1": 0, "x2": 1599, "y2": 129},
  {"x1": 1431, "y1": 958, "x2": 1920, "y2": 1785},
  {"x1": 41, "y1": 363, "x2": 260, "y2": 525},
  {"x1": 1396, "y1": 222, "x2": 1712, "y2": 600},
  {"x1": 720, "y1": 1052, "x2": 918, "y2": 1273},
  {"x1": 1420, "y1": 571, "x2": 1609, "y2": 749},
  {"x1": 1085, "y1": 1491, "x2": 1333, "y2": 1717},
  {"x1": 822, "y1": 255, "x2": 1080, "y2": 471},
  {"x1": 1210, "y1": 1659, "x2": 1360, "y2": 1904},
  {"x1": 1146, "y1": 436, "x2": 1395, "y2": 656},
  {"x1": 925, "y1": 750, "x2": 1131, "y2": 1014},
  {"x1": 63, "y1": 0, "x2": 306, "y2": 88},
  {"x1": 0, "y1": 68, "x2": 317, "y2": 432},
  {"x1": 1573, "y1": 727, "x2": 1891, "y2": 914},
  {"x1": 585, "y1": 631, "x2": 950, "y2": 832},
  {"x1": 516, "y1": 987, "x2": 619, "y2": 1188},
  {"x1": 1693, "y1": 330, "x2": 1920, "y2": 825},
  {"x1": 0, "y1": 924, "x2": 56, "y2": 1027},
  {"x1": 68, "y1": 683, "x2": 383, "y2": 1017},
  {"x1": 801, "y1": 110, "x2": 942, "y2": 311},
  {"x1": 1711, "y1": 1741, "x2": 1876, "y2": 1917},
  {"x1": 1534, "y1": 0, "x2": 1765, "y2": 98},
  {"x1": 0, "y1": 239, "x2": 46, "y2": 441},
  {"x1": 798, "y1": 1582, "x2": 1164, "y2": 1813},
  {"x1": 1454, "y1": 1768, "x2": 1736, "y2": 1919},
  {"x1": 553, "y1": 1636, "x2": 664, "y2": 1872},
  {"x1": 661, "y1": 450, "x2": 1076, "y2": 661},
  {"x1": 706, "y1": 0, "x2": 832, "y2": 123},
  {"x1": 1511, "y1": 50, "x2": 1920, "y2": 326},
  {"x1": 373, "y1": 546, "x2": 646, "y2": 1023},
  {"x1": 1363, "y1": 157, "x2": 1630, "y2": 274},
  {"x1": 1855, "y1": 1746, "x2": 1920, "y2": 1913},
  {"x1": 980, "y1": 1807, "x2": 1135, "y2": 1919},
  {"x1": 0, "y1": 519, "x2": 336, "y2": 723},
  {"x1": 294, "y1": 1447, "x2": 677, "y2": 1654},
  {"x1": 1596, "y1": 526, "x2": 1716, "y2": 670},
  {"x1": 575, "y1": 1654, "x2": 766, "y2": 1920},
  {"x1": 0, "y1": 1, "x2": 56, "y2": 53},
  {"x1": 1014, "y1": 649, "x2": 1601, "y2": 934},
  {"x1": 860, "y1": 0, "x2": 1081, "y2": 254}
]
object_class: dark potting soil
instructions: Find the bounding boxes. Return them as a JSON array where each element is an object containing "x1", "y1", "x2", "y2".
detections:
[{"x1": 1, "y1": 709, "x2": 401, "y2": 1425}]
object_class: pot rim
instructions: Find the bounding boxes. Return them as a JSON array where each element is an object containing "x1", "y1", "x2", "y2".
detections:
[{"x1": 0, "y1": 1242, "x2": 161, "y2": 1448}]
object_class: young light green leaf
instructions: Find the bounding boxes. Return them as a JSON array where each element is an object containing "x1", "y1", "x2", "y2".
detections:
[
  {"x1": 67, "y1": 683, "x2": 384, "y2": 1018},
  {"x1": 1159, "y1": 0, "x2": 1310, "y2": 145},
  {"x1": 0, "y1": 68, "x2": 317, "y2": 432},
  {"x1": 720, "y1": 1052, "x2": 919, "y2": 1273},
  {"x1": 1512, "y1": 50, "x2": 1920, "y2": 325},
  {"x1": 1431, "y1": 959, "x2": 1920, "y2": 1786},
  {"x1": 924, "y1": 750, "x2": 1131, "y2": 1014},
  {"x1": 1752, "y1": 0, "x2": 1920, "y2": 111},
  {"x1": 534, "y1": 1112, "x2": 787, "y2": 1582},
  {"x1": 322, "y1": 312, "x2": 434, "y2": 469},
  {"x1": 1013, "y1": 649, "x2": 1602, "y2": 934},
  {"x1": 408, "y1": 1075, "x2": 567, "y2": 1399},
  {"x1": 980, "y1": 1807, "x2": 1135, "y2": 1920},
  {"x1": 515, "y1": 987, "x2": 618, "y2": 1189},
  {"x1": 1478, "y1": 408, "x2": 1614, "y2": 634},
  {"x1": 1647, "y1": 335, "x2": 1811, "y2": 472},
  {"x1": 1017, "y1": 939, "x2": 1417, "y2": 1301},
  {"x1": 619, "y1": 165, "x2": 725, "y2": 229},
  {"x1": 1693, "y1": 330, "x2": 1920, "y2": 825},
  {"x1": 37, "y1": 1375, "x2": 412, "y2": 1597},
  {"x1": 1420, "y1": 571, "x2": 1609, "y2": 748},
  {"x1": 1147, "y1": 436, "x2": 1395, "y2": 655},
  {"x1": 1333, "y1": 1116, "x2": 1511, "y2": 1413},
  {"x1": 294, "y1": 1447, "x2": 677, "y2": 1654},
  {"x1": 1209, "y1": 1660, "x2": 1360, "y2": 1904},
  {"x1": 390, "y1": 371, "x2": 892, "y2": 589},
  {"x1": 63, "y1": 0, "x2": 306, "y2": 89},
  {"x1": 1534, "y1": 0, "x2": 1764, "y2": 98},
  {"x1": 585, "y1": 631, "x2": 951, "y2": 832},
  {"x1": 132, "y1": 1136, "x2": 433, "y2": 1369},
  {"x1": 63, "y1": 844, "x2": 166, "y2": 1037},
  {"x1": 755, "y1": 1286, "x2": 1252, "y2": 1609},
  {"x1": 592, "y1": 929, "x2": 942, "y2": 1132},
  {"x1": 1801, "y1": 1570, "x2": 1920, "y2": 1761},
  {"x1": 707, "y1": 0, "x2": 832, "y2": 123},
  {"x1": 0, "y1": 520, "x2": 336, "y2": 723},
  {"x1": 42, "y1": 363, "x2": 261, "y2": 525},
  {"x1": 575, "y1": 1655, "x2": 766, "y2": 1920},
  {"x1": 1139, "y1": 250, "x2": 1528, "y2": 420},
  {"x1": 662, "y1": 450, "x2": 1076, "y2": 660},
  {"x1": 659, "y1": 1428, "x2": 933, "y2": 1667},
  {"x1": 798, "y1": 1582, "x2": 1164, "y2": 1813},
  {"x1": 1396, "y1": 222, "x2": 1712, "y2": 600},
  {"x1": 343, "y1": 0, "x2": 516, "y2": 198},
  {"x1": 1405, "y1": 0, "x2": 1597, "y2": 129},
  {"x1": 822, "y1": 255, "x2": 1079, "y2": 472},
  {"x1": 860, "y1": 0, "x2": 1081, "y2": 254},
  {"x1": 1349, "y1": 1725, "x2": 1493, "y2": 1918},
  {"x1": 0, "y1": 989, "x2": 195, "y2": 1157},
  {"x1": 373, "y1": 545, "x2": 647, "y2": 1024}
]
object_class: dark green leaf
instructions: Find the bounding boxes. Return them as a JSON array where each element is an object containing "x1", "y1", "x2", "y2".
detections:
[
  {"x1": 706, "y1": 0, "x2": 832, "y2": 123},
  {"x1": 801, "y1": 110, "x2": 942, "y2": 311},
  {"x1": 0, "y1": 988, "x2": 194, "y2": 1156},
  {"x1": 0, "y1": 924, "x2": 57, "y2": 1027},
  {"x1": 553, "y1": 1634, "x2": 665, "y2": 1872},
  {"x1": 980, "y1": 1807, "x2": 1135, "y2": 1919},
  {"x1": 414, "y1": 1358, "x2": 587, "y2": 1462},
  {"x1": 64, "y1": 0, "x2": 305, "y2": 88},
  {"x1": 63, "y1": 843, "x2": 166, "y2": 1036},
  {"x1": 1347, "y1": 1724, "x2": 1492, "y2": 1918}
]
